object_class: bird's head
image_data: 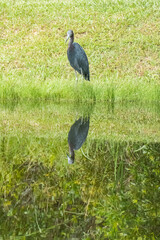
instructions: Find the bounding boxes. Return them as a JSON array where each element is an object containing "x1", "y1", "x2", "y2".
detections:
[
  {"x1": 65, "y1": 30, "x2": 74, "y2": 43},
  {"x1": 67, "y1": 154, "x2": 74, "y2": 164}
]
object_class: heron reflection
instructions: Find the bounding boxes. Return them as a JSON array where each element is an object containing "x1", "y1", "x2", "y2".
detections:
[{"x1": 67, "y1": 117, "x2": 90, "y2": 164}]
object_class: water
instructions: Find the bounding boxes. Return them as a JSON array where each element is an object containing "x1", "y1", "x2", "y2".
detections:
[{"x1": 0, "y1": 101, "x2": 160, "y2": 239}]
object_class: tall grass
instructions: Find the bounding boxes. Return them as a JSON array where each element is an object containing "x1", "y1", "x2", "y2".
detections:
[{"x1": 1, "y1": 0, "x2": 160, "y2": 102}]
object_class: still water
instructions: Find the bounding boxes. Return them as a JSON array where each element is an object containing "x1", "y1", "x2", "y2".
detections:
[{"x1": 0, "y1": 101, "x2": 160, "y2": 239}]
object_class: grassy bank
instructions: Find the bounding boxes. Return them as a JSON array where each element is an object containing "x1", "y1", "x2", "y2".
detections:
[{"x1": 1, "y1": 0, "x2": 160, "y2": 102}]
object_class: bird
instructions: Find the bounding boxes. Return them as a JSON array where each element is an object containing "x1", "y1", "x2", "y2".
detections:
[
  {"x1": 67, "y1": 117, "x2": 90, "y2": 164},
  {"x1": 65, "y1": 30, "x2": 90, "y2": 81}
]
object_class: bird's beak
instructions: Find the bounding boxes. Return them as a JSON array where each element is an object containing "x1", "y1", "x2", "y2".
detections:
[
  {"x1": 65, "y1": 35, "x2": 69, "y2": 43},
  {"x1": 67, "y1": 154, "x2": 74, "y2": 164}
]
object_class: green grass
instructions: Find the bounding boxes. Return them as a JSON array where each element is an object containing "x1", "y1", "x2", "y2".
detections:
[
  {"x1": 1, "y1": 0, "x2": 160, "y2": 102},
  {"x1": 1, "y1": 2, "x2": 160, "y2": 238}
]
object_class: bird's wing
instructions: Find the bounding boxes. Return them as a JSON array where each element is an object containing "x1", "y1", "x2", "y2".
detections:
[{"x1": 73, "y1": 43, "x2": 89, "y2": 73}]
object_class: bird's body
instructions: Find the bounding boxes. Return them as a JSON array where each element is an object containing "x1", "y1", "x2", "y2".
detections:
[{"x1": 66, "y1": 30, "x2": 90, "y2": 81}]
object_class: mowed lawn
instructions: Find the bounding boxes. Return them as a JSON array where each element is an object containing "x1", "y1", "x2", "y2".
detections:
[{"x1": 1, "y1": 0, "x2": 160, "y2": 102}]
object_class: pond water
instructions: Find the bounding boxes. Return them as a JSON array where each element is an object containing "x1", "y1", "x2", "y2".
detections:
[{"x1": 0, "y1": 101, "x2": 160, "y2": 239}]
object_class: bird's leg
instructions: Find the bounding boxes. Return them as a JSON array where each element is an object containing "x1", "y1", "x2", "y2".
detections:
[
  {"x1": 75, "y1": 71, "x2": 78, "y2": 83},
  {"x1": 80, "y1": 68, "x2": 84, "y2": 80}
]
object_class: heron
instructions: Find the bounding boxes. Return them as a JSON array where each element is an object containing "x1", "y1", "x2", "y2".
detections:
[
  {"x1": 65, "y1": 30, "x2": 90, "y2": 81},
  {"x1": 67, "y1": 117, "x2": 90, "y2": 164}
]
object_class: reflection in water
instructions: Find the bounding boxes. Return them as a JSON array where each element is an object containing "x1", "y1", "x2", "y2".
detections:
[
  {"x1": 67, "y1": 117, "x2": 90, "y2": 164},
  {"x1": 0, "y1": 102, "x2": 160, "y2": 239}
]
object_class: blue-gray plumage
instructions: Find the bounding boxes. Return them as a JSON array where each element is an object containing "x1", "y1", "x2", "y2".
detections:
[{"x1": 66, "y1": 30, "x2": 90, "y2": 81}]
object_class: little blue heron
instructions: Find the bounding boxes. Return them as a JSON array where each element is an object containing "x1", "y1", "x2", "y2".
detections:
[
  {"x1": 67, "y1": 117, "x2": 90, "y2": 164},
  {"x1": 66, "y1": 30, "x2": 90, "y2": 81}
]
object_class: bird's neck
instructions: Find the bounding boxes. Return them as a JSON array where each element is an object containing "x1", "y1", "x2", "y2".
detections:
[
  {"x1": 68, "y1": 36, "x2": 74, "y2": 48},
  {"x1": 69, "y1": 145, "x2": 75, "y2": 160}
]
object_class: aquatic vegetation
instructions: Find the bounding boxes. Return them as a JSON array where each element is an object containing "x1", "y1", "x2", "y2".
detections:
[
  {"x1": 0, "y1": 138, "x2": 159, "y2": 239},
  {"x1": 0, "y1": 102, "x2": 160, "y2": 239}
]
